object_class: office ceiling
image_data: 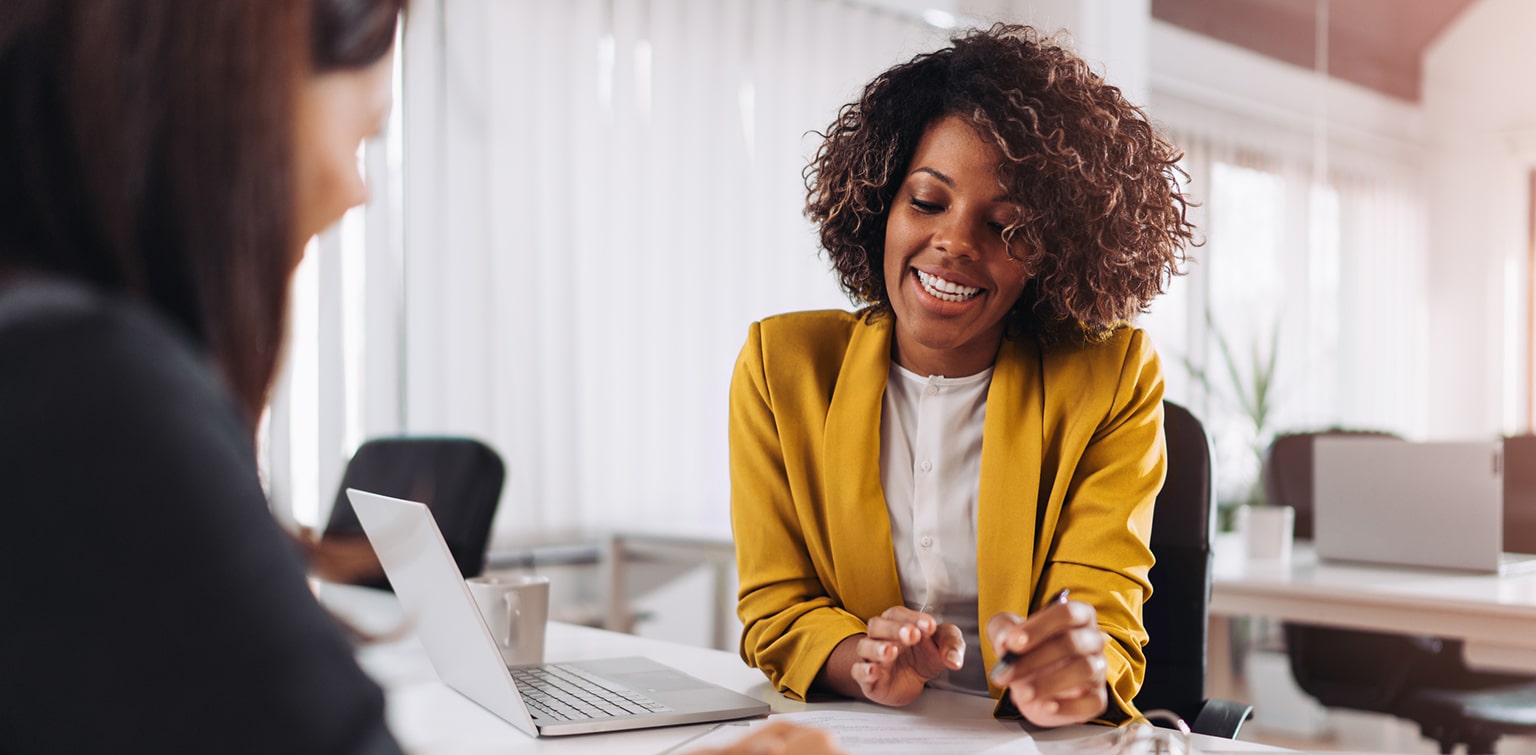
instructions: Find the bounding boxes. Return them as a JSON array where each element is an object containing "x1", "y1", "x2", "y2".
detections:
[{"x1": 1150, "y1": 0, "x2": 1479, "y2": 101}]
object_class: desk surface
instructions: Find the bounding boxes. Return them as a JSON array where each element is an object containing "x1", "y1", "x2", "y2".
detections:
[
  {"x1": 318, "y1": 582, "x2": 1277, "y2": 754},
  {"x1": 1211, "y1": 533, "x2": 1536, "y2": 673}
]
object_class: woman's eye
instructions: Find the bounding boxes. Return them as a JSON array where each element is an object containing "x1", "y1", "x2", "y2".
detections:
[
  {"x1": 910, "y1": 198, "x2": 942, "y2": 213},
  {"x1": 987, "y1": 221, "x2": 1007, "y2": 233}
]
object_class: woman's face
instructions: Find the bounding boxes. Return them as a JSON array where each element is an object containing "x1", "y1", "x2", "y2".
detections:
[
  {"x1": 882, "y1": 115, "x2": 1028, "y2": 377},
  {"x1": 292, "y1": 48, "x2": 395, "y2": 252}
]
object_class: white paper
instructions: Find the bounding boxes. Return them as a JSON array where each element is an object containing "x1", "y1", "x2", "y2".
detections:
[{"x1": 676, "y1": 710, "x2": 1042, "y2": 754}]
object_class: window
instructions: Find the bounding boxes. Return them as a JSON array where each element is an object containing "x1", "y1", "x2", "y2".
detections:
[{"x1": 1152, "y1": 134, "x2": 1428, "y2": 506}]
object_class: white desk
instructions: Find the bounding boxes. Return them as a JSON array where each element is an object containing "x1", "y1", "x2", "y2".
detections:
[
  {"x1": 1210, "y1": 534, "x2": 1536, "y2": 673},
  {"x1": 317, "y1": 582, "x2": 1279, "y2": 754}
]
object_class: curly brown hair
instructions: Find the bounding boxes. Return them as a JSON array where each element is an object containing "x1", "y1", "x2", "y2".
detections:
[{"x1": 805, "y1": 23, "x2": 1193, "y2": 346}]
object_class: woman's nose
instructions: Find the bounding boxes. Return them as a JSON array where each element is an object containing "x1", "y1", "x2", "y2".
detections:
[{"x1": 933, "y1": 215, "x2": 981, "y2": 259}]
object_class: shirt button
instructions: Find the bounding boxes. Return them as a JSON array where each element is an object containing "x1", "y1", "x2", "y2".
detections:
[
  {"x1": 920, "y1": 536, "x2": 933, "y2": 548},
  {"x1": 925, "y1": 384, "x2": 939, "y2": 396},
  {"x1": 920, "y1": 460, "x2": 933, "y2": 472}
]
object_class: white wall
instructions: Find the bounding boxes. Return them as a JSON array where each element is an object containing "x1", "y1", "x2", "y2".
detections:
[{"x1": 1422, "y1": 0, "x2": 1536, "y2": 438}]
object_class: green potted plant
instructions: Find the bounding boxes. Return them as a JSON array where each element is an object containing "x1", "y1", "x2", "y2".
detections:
[{"x1": 1181, "y1": 313, "x2": 1292, "y2": 558}]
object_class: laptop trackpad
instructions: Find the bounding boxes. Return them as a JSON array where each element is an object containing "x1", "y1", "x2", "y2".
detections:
[{"x1": 617, "y1": 671, "x2": 705, "y2": 693}]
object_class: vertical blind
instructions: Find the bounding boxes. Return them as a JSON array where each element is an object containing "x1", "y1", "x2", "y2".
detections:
[{"x1": 267, "y1": 0, "x2": 951, "y2": 539}]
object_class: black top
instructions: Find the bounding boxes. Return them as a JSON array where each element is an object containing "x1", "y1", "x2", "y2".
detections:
[{"x1": 0, "y1": 279, "x2": 402, "y2": 754}]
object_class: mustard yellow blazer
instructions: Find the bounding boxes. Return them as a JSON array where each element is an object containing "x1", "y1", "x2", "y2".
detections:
[{"x1": 729, "y1": 310, "x2": 1165, "y2": 720}]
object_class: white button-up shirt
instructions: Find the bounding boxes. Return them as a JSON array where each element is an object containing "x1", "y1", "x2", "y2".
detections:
[{"x1": 880, "y1": 362, "x2": 992, "y2": 695}]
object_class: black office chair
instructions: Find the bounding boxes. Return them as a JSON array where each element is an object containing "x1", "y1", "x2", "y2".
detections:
[
  {"x1": 1267, "y1": 431, "x2": 1536, "y2": 754},
  {"x1": 1134, "y1": 401, "x2": 1254, "y2": 738},
  {"x1": 319, "y1": 436, "x2": 506, "y2": 589},
  {"x1": 1503, "y1": 434, "x2": 1536, "y2": 555}
]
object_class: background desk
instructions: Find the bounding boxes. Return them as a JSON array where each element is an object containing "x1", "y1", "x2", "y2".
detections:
[
  {"x1": 1211, "y1": 534, "x2": 1536, "y2": 673},
  {"x1": 318, "y1": 583, "x2": 1279, "y2": 754}
]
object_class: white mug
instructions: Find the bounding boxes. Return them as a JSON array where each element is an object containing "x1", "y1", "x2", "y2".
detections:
[
  {"x1": 466, "y1": 574, "x2": 550, "y2": 666},
  {"x1": 1238, "y1": 504, "x2": 1295, "y2": 562}
]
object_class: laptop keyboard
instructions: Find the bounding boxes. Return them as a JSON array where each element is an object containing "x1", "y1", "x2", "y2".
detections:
[{"x1": 511, "y1": 663, "x2": 672, "y2": 722}]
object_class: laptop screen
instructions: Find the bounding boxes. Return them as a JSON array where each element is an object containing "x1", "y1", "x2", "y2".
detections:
[{"x1": 1314, "y1": 438, "x2": 1504, "y2": 572}]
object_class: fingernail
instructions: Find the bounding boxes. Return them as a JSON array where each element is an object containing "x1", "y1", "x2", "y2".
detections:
[
  {"x1": 900, "y1": 627, "x2": 914, "y2": 643},
  {"x1": 947, "y1": 650, "x2": 962, "y2": 665},
  {"x1": 1045, "y1": 700, "x2": 1059, "y2": 714},
  {"x1": 1016, "y1": 685, "x2": 1035, "y2": 702}
]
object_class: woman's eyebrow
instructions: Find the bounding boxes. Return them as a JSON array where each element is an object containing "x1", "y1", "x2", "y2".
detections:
[
  {"x1": 913, "y1": 166, "x2": 1015, "y2": 204},
  {"x1": 911, "y1": 167, "x2": 954, "y2": 186}
]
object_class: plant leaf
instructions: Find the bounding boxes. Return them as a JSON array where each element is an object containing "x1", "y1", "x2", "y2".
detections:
[{"x1": 1208, "y1": 315, "x2": 1257, "y2": 423}]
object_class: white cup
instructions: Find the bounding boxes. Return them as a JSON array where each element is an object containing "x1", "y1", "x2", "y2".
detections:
[
  {"x1": 1238, "y1": 504, "x2": 1295, "y2": 563},
  {"x1": 466, "y1": 574, "x2": 550, "y2": 667}
]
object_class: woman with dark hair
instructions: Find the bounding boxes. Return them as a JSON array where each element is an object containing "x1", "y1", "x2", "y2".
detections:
[
  {"x1": 731, "y1": 24, "x2": 1192, "y2": 728},
  {"x1": 0, "y1": 1, "x2": 404, "y2": 751},
  {"x1": 0, "y1": 3, "x2": 845, "y2": 753}
]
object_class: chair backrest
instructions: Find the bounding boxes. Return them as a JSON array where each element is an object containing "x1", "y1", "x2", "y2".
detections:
[
  {"x1": 1135, "y1": 400, "x2": 1216, "y2": 720},
  {"x1": 1263, "y1": 429, "x2": 1424, "y2": 711},
  {"x1": 1262, "y1": 430, "x2": 1400, "y2": 539},
  {"x1": 1504, "y1": 434, "x2": 1536, "y2": 554},
  {"x1": 323, "y1": 436, "x2": 506, "y2": 587}
]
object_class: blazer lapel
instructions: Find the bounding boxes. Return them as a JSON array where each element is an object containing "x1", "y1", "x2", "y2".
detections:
[
  {"x1": 976, "y1": 336, "x2": 1046, "y2": 677},
  {"x1": 822, "y1": 316, "x2": 904, "y2": 619}
]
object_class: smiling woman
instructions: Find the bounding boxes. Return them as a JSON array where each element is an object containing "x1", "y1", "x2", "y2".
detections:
[{"x1": 731, "y1": 23, "x2": 1193, "y2": 730}]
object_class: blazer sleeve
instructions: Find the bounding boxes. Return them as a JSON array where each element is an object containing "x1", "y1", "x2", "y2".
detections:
[
  {"x1": 1037, "y1": 329, "x2": 1165, "y2": 722},
  {"x1": 729, "y1": 321, "x2": 868, "y2": 700}
]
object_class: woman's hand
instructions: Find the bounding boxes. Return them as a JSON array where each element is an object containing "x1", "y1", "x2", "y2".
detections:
[
  {"x1": 687, "y1": 721, "x2": 845, "y2": 755},
  {"x1": 295, "y1": 529, "x2": 386, "y2": 585},
  {"x1": 986, "y1": 600, "x2": 1109, "y2": 727},
  {"x1": 818, "y1": 606, "x2": 965, "y2": 707}
]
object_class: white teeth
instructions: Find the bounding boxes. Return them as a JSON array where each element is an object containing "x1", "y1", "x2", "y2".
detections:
[{"x1": 916, "y1": 270, "x2": 981, "y2": 303}]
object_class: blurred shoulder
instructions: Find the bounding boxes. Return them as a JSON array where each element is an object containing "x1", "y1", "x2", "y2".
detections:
[{"x1": 0, "y1": 276, "x2": 237, "y2": 434}]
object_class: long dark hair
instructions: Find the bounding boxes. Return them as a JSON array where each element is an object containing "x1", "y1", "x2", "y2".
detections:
[
  {"x1": 314, "y1": 0, "x2": 406, "y2": 73},
  {"x1": 0, "y1": 0, "x2": 403, "y2": 426}
]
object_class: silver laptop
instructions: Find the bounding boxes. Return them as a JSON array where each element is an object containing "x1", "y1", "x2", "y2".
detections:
[
  {"x1": 1313, "y1": 437, "x2": 1536, "y2": 574},
  {"x1": 346, "y1": 489, "x2": 769, "y2": 736}
]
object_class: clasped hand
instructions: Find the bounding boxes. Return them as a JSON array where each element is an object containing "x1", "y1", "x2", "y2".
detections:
[
  {"x1": 829, "y1": 601, "x2": 1109, "y2": 726},
  {"x1": 987, "y1": 599, "x2": 1110, "y2": 727},
  {"x1": 847, "y1": 606, "x2": 966, "y2": 706}
]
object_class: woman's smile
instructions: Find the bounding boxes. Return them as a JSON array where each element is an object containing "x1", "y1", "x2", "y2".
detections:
[{"x1": 914, "y1": 268, "x2": 983, "y2": 303}]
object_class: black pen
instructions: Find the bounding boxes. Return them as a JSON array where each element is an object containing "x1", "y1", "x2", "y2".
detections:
[{"x1": 990, "y1": 588, "x2": 1070, "y2": 680}]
